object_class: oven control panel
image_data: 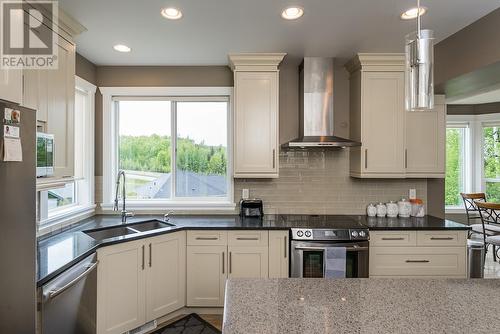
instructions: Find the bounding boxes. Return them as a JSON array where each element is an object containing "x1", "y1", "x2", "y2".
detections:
[{"x1": 291, "y1": 228, "x2": 369, "y2": 241}]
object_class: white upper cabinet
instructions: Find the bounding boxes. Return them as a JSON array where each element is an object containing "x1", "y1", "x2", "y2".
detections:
[
  {"x1": 346, "y1": 53, "x2": 445, "y2": 179},
  {"x1": 405, "y1": 96, "x2": 446, "y2": 177},
  {"x1": 229, "y1": 53, "x2": 285, "y2": 178},
  {"x1": 46, "y1": 36, "x2": 76, "y2": 178},
  {"x1": 0, "y1": 68, "x2": 23, "y2": 105}
]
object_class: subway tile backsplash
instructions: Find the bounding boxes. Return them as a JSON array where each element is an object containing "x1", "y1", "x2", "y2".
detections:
[{"x1": 234, "y1": 149, "x2": 427, "y2": 215}]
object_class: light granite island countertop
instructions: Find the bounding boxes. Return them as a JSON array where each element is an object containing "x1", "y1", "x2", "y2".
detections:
[{"x1": 223, "y1": 278, "x2": 500, "y2": 334}]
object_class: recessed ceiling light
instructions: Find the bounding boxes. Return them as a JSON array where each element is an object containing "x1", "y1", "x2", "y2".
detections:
[
  {"x1": 161, "y1": 7, "x2": 183, "y2": 20},
  {"x1": 113, "y1": 44, "x2": 131, "y2": 52},
  {"x1": 281, "y1": 6, "x2": 304, "y2": 20},
  {"x1": 400, "y1": 7, "x2": 427, "y2": 20}
]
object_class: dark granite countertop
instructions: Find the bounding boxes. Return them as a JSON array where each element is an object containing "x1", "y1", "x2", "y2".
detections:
[
  {"x1": 37, "y1": 214, "x2": 470, "y2": 287},
  {"x1": 223, "y1": 278, "x2": 500, "y2": 334}
]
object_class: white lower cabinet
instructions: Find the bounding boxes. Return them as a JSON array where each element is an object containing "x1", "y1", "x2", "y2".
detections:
[
  {"x1": 145, "y1": 233, "x2": 186, "y2": 321},
  {"x1": 228, "y1": 246, "x2": 268, "y2": 278},
  {"x1": 96, "y1": 239, "x2": 146, "y2": 334},
  {"x1": 268, "y1": 230, "x2": 289, "y2": 278},
  {"x1": 369, "y1": 230, "x2": 467, "y2": 278},
  {"x1": 186, "y1": 245, "x2": 226, "y2": 307},
  {"x1": 96, "y1": 231, "x2": 186, "y2": 334}
]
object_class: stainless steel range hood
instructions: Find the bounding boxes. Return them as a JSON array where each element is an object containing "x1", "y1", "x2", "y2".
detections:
[{"x1": 284, "y1": 57, "x2": 361, "y2": 148}]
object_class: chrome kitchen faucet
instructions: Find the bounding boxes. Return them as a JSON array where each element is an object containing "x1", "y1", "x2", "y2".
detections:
[{"x1": 114, "y1": 170, "x2": 134, "y2": 223}]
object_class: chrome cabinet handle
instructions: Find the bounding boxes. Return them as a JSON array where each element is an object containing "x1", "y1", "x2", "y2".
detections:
[
  {"x1": 142, "y1": 245, "x2": 145, "y2": 270},
  {"x1": 365, "y1": 149, "x2": 368, "y2": 169},
  {"x1": 284, "y1": 236, "x2": 287, "y2": 258},
  {"x1": 405, "y1": 149, "x2": 408, "y2": 169},
  {"x1": 273, "y1": 149, "x2": 276, "y2": 169},
  {"x1": 229, "y1": 252, "x2": 232, "y2": 274},
  {"x1": 405, "y1": 260, "x2": 430, "y2": 263},
  {"x1": 381, "y1": 237, "x2": 405, "y2": 241},
  {"x1": 48, "y1": 261, "x2": 98, "y2": 299},
  {"x1": 149, "y1": 243, "x2": 152, "y2": 267},
  {"x1": 222, "y1": 251, "x2": 225, "y2": 274},
  {"x1": 196, "y1": 237, "x2": 218, "y2": 240},
  {"x1": 430, "y1": 237, "x2": 454, "y2": 240},
  {"x1": 236, "y1": 237, "x2": 259, "y2": 241}
]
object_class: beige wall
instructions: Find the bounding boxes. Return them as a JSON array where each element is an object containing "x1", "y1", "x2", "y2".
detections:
[
  {"x1": 75, "y1": 53, "x2": 97, "y2": 85},
  {"x1": 435, "y1": 8, "x2": 500, "y2": 89}
]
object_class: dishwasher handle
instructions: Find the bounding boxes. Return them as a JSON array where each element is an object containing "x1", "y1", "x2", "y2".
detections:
[{"x1": 47, "y1": 261, "x2": 98, "y2": 299}]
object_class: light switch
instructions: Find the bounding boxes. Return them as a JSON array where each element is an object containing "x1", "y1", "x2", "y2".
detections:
[
  {"x1": 242, "y1": 189, "x2": 249, "y2": 199},
  {"x1": 409, "y1": 188, "x2": 416, "y2": 200}
]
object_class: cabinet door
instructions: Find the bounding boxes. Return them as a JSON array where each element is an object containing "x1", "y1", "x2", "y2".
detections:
[
  {"x1": 405, "y1": 102, "x2": 445, "y2": 176},
  {"x1": 0, "y1": 68, "x2": 22, "y2": 104},
  {"x1": 234, "y1": 71, "x2": 278, "y2": 178},
  {"x1": 46, "y1": 36, "x2": 75, "y2": 178},
  {"x1": 97, "y1": 240, "x2": 146, "y2": 334},
  {"x1": 361, "y1": 71, "x2": 405, "y2": 175},
  {"x1": 268, "y1": 231, "x2": 289, "y2": 278},
  {"x1": 145, "y1": 232, "x2": 186, "y2": 321},
  {"x1": 186, "y1": 245, "x2": 226, "y2": 307},
  {"x1": 228, "y1": 246, "x2": 268, "y2": 278},
  {"x1": 23, "y1": 69, "x2": 49, "y2": 122}
]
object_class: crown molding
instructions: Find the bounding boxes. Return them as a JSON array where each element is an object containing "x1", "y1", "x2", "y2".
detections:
[
  {"x1": 228, "y1": 53, "x2": 287, "y2": 71},
  {"x1": 345, "y1": 53, "x2": 405, "y2": 73}
]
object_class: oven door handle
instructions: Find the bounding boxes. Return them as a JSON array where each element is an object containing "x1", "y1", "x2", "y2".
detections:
[{"x1": 294, "y1": 245, "x2": 368, "y2": 251}]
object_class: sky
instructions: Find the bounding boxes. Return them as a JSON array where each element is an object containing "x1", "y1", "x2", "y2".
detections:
[{"x1": 118, "y1": 100, "x2": 228, "y2": 146}]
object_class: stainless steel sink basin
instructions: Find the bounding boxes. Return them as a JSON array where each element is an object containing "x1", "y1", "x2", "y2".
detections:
[
  {"x1": 83, "y1": 219, "x2": 175, "y2": 241},
  {"x1": 127, "y1": 220, "x2": 175, "y2": 232},
  {"x1": 84, "y1": 226, "x2": 139, "y2": 241}
]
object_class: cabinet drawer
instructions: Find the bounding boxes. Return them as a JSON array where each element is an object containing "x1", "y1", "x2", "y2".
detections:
[
  {"x1": 370, "y1": 231, "x2": 416, "y2": 246},
  {"x1": 369, "y1": 246, "x2": 466, "y2": 277},
  {"x1": 416, "y1": 231, "x2": 467, "y2": 247},
  {"x1": 187, "y1": 231, "x2": 227, "y2": 246},
  {"x1": 228, "y1": 231, "x2": 268, "y2": 246}
]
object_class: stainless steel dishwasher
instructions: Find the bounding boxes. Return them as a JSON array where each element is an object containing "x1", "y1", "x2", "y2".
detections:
[{"x1": 40, "y1": 254, "x2": 98, "y2": 334}]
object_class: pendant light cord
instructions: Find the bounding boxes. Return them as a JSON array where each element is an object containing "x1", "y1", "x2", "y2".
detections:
[{"x1": 417, "y1": 0, "x2": 421, "y2": 39}]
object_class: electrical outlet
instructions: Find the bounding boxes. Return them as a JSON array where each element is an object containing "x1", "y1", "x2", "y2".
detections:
[
  {"x1": 242, "y1": 189, "x2": 249, "y2": 199},
  {"x1": 409, "y1": 188, "x2": 417, "y2": 200}
]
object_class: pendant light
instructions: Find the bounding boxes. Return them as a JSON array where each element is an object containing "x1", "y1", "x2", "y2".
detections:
[{"x1": 405, "y1": 0, "x2": 434, "y2": 111}]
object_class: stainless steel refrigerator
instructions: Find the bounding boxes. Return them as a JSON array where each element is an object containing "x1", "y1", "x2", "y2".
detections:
[{"x1": 0, "y1": 100, "x2": 36, "y2": 333}]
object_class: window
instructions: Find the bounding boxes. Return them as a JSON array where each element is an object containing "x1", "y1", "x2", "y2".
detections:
[
  {"x1": 48, "y1": 183, "x2": 76, "y2": 210},
  {"x1": 483, "y1": 125, "x2": 500, "y2": 202},
  {"x1": 103, "y1": 88, "x2": 233, "y2": 209},
  {"x1": 445, "y1": 114, "x2": 500, "y2": 212},
  {"x1": 445, "y1": 126, "x2": 467, "y2": 207}
]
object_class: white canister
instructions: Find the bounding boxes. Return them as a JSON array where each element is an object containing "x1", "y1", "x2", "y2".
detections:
[
  {"x1": 376, "y1": 202, "x2": 387, "y2": 217},
  {"x1": 366, "y1": 203, "x2": 377, "y2": 217},
  {"x1": 398, "y1": 198, "x2": 411, "y2": 218},
  {"x1": 386, "y1": 201, "x2": 399, "y2": 218}
]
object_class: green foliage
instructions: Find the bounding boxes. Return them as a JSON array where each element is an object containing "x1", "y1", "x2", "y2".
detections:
[
  {"x1": 483, "y1": 127, "x2": 500, "y2": 202},
  {"x1": 119, "y1": 135, "x2": 227, "y2": 175},
  {"x1": 445, "y1": 129, "x2": 462, "y2": 206}
]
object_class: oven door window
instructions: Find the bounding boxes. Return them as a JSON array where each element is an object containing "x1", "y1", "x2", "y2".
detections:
[{"x1": 302, "y1": 249, "x2": 359, "y2": 278}]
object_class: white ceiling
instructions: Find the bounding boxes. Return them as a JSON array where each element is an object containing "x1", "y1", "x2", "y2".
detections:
[
  {"x1": 59, "y1": 0, "x2": 500, "y2": 66},
  {"x1": 448, "y1": 86, "x2": 500, "y2": 105}
]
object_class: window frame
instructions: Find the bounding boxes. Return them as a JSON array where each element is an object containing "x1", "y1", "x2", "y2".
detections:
[
  {"x1": 101, "y1": 87, "x2": 234, "y2": 211},
  {"x1": 445, "y1": 113, "x2": 500, "y2": 213}
]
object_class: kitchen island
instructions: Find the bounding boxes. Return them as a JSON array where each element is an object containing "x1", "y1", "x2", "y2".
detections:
[{"x1": 223, "y1": 278, "x2": 500, "y2": 334}]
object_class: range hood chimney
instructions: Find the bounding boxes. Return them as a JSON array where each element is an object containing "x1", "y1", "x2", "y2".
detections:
[{"x1": 284, "y1": 57, "x2": 361, "y2": 148}]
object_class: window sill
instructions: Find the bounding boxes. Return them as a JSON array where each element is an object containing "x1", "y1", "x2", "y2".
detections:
[
  {"x1": 99, "y1": 201, "x2": 236, "y2": 213},
  {"x1": 38, "y1": 204, "x2": 96, "y2": 237}
]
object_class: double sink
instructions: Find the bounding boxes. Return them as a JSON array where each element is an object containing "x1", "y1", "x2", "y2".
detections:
[{"x1": 83, "y1": 219, "x2": 175, "y2": 241}]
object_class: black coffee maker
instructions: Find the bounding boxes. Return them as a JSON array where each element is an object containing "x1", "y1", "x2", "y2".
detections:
[{"x1": 239, "y1": 199, "x2": 263, "y2": 217}]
